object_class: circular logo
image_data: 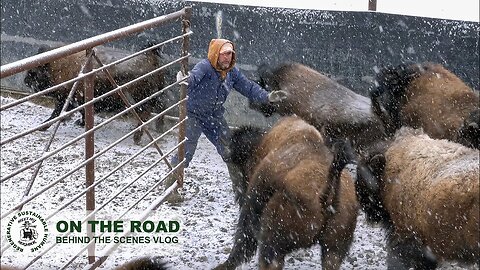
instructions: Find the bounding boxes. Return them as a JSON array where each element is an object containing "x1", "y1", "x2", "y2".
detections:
[{"x1": 6, "y1": 211, "x2": 49, "y2": 253}]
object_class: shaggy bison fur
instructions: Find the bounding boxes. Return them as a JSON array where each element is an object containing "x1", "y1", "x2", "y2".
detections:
[
  {"x1": 251, "y1": 62, "x2": 387, "y2": 152},
  {"x1": 356, "y1": 127, "x2": 479, "y2": 269},
  {"x1": 214, "y1": 116, "x2": 359, "y2": 270},
  {"x1": 371, "y1": 62, "x2": 479, "y2": 149}
]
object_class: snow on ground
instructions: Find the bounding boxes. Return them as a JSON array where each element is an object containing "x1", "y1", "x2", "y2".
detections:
[{"x1": 0, "y1": 96, "x2": 477, "y2": 269}]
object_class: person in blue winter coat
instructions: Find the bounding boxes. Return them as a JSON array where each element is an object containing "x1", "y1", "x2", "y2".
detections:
[{"x1": 165, "y1": 39, "x2": 281, "y2": 201}]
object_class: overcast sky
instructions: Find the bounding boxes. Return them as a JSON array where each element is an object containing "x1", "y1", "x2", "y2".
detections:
[{"x1": 190, "y1": 0, "x2": 480, "y2": 22}]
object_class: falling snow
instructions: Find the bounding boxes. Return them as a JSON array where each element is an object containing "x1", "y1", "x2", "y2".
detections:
[{"x1": 1, "y1": 96, "x2": 477, "y2": 269}]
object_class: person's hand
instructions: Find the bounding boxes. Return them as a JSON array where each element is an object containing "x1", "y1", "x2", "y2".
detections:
[
  {"x1": 176, "y1": 71, "x2": 189, "y2": 85},
  {"x1": 268, "y1": 90, "x2": 288, "y2": 103}
]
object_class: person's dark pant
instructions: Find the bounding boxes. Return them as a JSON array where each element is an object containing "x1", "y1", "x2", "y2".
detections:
[
  {"x1": 168, "y1": 113, "x2": 243, "y2": 203},
  {"x1": 171, "y1": 113, "x2": 231, "y2": 168}
]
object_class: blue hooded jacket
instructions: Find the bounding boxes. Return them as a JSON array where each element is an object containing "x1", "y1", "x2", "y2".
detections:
[
  {"x1": 186, "y1": 39, "x2": 269, "y2": 120},
  {"x1": 171, "y1": 39, "x2": 269, "y2": 167}
]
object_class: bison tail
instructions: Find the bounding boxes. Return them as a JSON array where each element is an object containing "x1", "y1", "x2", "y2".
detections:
[
  {"x1": 370, "y1": 94, "x2": 397, "y2": 137},
  {"x1": 320, "y1": 140, "x2": 355, "y2": 211},
  {"x1": 355, "y1": 152, "x2": 391, "y2": 224}
]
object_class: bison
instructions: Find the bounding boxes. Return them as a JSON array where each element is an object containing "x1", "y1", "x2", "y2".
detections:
[
  {"x1": 214, "y1": 116, "x2": 359, "y2": 270},
  {"x1": 114, "y1": 256, "x2": 169, "y2": 270},
  {"x1": 371, "y1": 62, "x2": 479, "y2": 149},
  {"x1": 250, "y1": 62, "x2": 387, "y2": 152},
  {"x1": 356, "y1": 127, "x2": 479, "y2": 269},
  {"x1": 23, "y1": 44, "x2": 167, "y2": 144}
]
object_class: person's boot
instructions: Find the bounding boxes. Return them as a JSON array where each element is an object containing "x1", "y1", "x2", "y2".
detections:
[
  {"x1": 163, "y1": 172, "x2": 178, "y2": 189},
  {"x1": 166, "y1": 188, "x2": 184, "y2": 204},
  {"x1": 163, "y1": 172, "x2": 184, "y2": 204}
]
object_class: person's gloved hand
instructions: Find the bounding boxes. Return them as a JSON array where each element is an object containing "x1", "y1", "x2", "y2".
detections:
[
  {"x1": 267, "y1": 90, "x2": 288, "y2": 103},
  {"x1": 176, "y1": 71, "x2": 189, "y2": 85}
]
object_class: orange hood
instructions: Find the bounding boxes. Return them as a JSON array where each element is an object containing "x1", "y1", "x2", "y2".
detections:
[{"x1": 207, "y1": 39, "x2": 236, "y2": 79}]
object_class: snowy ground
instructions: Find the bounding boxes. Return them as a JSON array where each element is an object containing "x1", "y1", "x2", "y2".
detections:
[{"x1": 0, "y1": 95, "x2": 477, "y2": 270}]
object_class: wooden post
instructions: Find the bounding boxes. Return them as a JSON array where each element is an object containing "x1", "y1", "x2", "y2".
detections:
[{"x1": 368, "y1": 0, "x2": 377, "y2": 11}]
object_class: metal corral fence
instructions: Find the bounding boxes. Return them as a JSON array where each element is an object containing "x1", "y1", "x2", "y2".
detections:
[{"x1": 0, "y1": 6, "x2": 192, "y2": 269}]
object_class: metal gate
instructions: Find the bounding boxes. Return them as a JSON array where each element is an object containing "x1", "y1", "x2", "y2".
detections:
[{"x1": 1, "y1": 6, "x2": 191, "y2": 269}]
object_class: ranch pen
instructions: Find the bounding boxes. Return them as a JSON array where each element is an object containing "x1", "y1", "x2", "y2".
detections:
[{"x1": 1, "y1": 7, "x2": 192, "y2": 269}]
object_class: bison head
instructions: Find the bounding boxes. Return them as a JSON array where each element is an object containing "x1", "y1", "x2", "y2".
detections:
[
  {"x1": 227, "y1": 125, "x2": 265, "y2": 206},
  {"x1": 457, "y1": 109, "x2": 480, "y2": 150},
  {"x1": 249, "y1": 64, "x2": 289, "y2": 117},
  {"x1": 24, "y1": 64, "x2": 53, "y2": 93},
  {"x1": 24, "y1": 46, "x2": 55, "y2": 94}
]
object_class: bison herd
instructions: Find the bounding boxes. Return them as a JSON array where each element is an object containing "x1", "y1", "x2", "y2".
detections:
[
  {"x1": 24, "y1": 44, "x2": 170, "y2": 144},
  {"x1": 23, "y1": 50, "x2": 479, "y2": 269},
  {"x1": 219, "y1": 62, "x2": 478, "y2": 269}
]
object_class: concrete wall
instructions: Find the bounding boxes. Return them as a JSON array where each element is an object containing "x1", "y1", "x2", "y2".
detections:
[{"x1": 1, "y1": 0, "x2": 478, "y2": 127}]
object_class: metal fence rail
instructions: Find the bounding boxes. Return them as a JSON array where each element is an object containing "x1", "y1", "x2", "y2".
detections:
[{"x1": 0, "y1": 6, "x2": 192, "y2": 269}]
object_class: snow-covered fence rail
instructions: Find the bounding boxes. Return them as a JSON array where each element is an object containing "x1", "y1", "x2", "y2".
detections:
[{"x1": 0, "y1": 6, "x2": 191, "y2": 269}]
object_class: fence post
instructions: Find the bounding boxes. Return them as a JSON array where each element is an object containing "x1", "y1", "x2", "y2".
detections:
[
  {"x1": 177, "y1": 7, "x2": 192, "y2": 189},
  {"x1": 84, "y1": 48, "x2": 96, "y2": 264}
]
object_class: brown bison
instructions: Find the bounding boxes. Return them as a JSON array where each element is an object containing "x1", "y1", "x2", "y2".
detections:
[
  {"x1": 371, "y1": 62, "x2": 479, "y2": 149},
  {"x1": 251, "y1": 62, "x2": 387, "y2": 152},
  {"x1": 356, "y1": 127, "x2": 479, "y2": 269},
  {"x1": 214, "y1": 116, "x2": 359, "y2": 270},
  {"x1": 114, "y1": 256, "x2": 169, "y2": 270},
  {"x1": 23, "y1": 44, "x2": 167, "y2": 144}
]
